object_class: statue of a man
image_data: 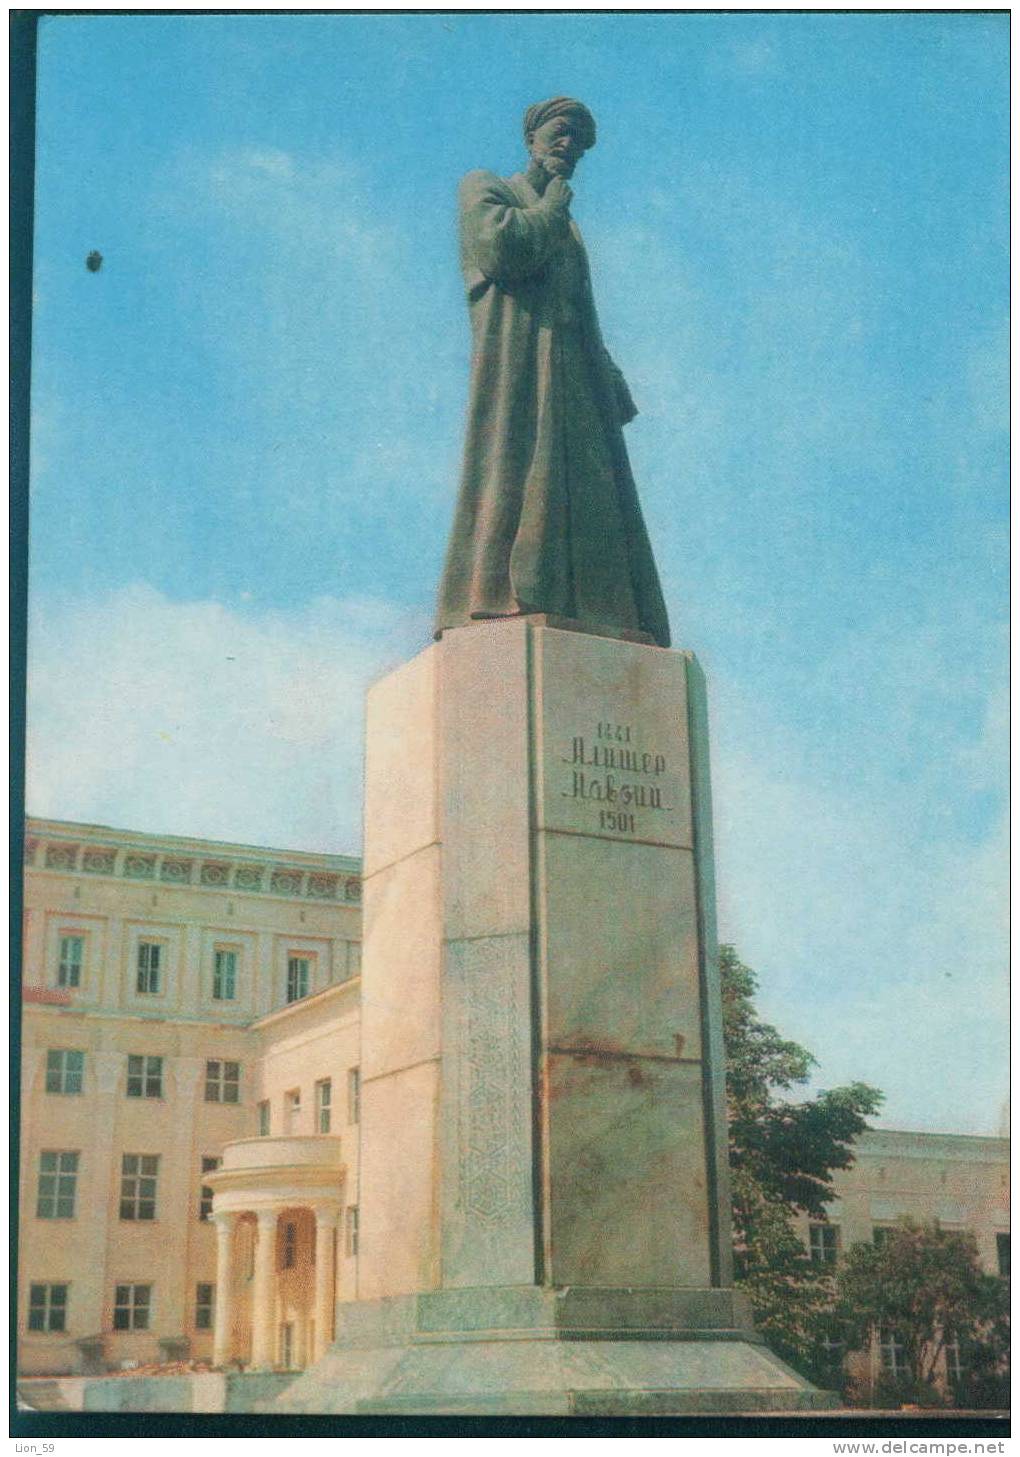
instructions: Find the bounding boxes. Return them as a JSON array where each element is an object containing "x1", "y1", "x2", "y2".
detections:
[{"x1": 435, "y1": 97, "x2": 671, "y2": 648}]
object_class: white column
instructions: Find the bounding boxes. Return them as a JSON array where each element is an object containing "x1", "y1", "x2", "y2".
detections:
[
  {"x1": 313, "y1": 1209, "x2": 339, "y2": 1361},
  {"x1": 211, "y1": 1212, "x2": 236, "y2": 1368},
  {"x1": 251, "y1": 1208, "x2": 278, "y2": 1370}
]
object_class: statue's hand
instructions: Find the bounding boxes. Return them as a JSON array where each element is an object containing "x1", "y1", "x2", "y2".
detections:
[{"x1": 542, "y1": 176, "x2": 573, "y2": 215}]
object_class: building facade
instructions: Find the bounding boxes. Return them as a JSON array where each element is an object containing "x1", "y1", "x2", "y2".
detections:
[
  {"x1": 18, "y1": 817, "x2": 1009, "y2": 1386},
  {"x1": 19, "y1": 817, "x2": 362, "y2": 1377},
  {"x1": 794, "y1": 1128, "x2": 1009, "y2": 1397}
]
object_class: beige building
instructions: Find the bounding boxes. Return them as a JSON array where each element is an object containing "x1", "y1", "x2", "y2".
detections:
[
  {"x1": 18, "y1": 816, "x2": 1009, "y2": 1386},
  {"x1": 794, "y1": 1128, "x2": 1009, "y2": 1394},
  {"x1": 19, "y1": 817, "x2": 362, "y2": 1377}
]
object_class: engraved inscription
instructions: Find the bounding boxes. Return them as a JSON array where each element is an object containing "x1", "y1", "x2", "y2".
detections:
[{"x1": 560, "y1": 720, "x2": 672, "y2": 835}]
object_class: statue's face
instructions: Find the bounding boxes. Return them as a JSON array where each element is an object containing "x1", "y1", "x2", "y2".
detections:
[{"x1": 527, "y1": 115, "x2": 588, "y2": 179}]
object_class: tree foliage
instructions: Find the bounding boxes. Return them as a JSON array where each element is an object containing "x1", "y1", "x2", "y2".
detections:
[
  {"x1": 720, "y1": 943, "x2": 883, "y2": 1382},
  {"x1": 834, "y1": 1220, "x2": 1010, "y2": 1407}
]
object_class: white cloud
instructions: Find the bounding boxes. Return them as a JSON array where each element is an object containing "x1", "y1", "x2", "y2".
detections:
[
  {"x1": 710, "y1": 665, "x2": 1008, "y2": 1136},
  {"x1": 26, "y1": 584, "x2": 429, "y2": 853}
]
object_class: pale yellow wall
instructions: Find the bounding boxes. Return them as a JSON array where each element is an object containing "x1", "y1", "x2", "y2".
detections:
[
  {"x1": 793, "y1": 1129, "x2": 1009, "y2": 1268},
  {"x1": 19, "y1": 819, "x2": 360, "y2": 1376},
  {"x1": 255, "y1": 984, "x2": 362, "y2": 1304}
]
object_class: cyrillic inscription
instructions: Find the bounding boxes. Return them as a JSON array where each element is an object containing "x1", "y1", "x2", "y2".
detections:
[{"x1": 561, "y1": 722, "x2": 671, "y2": 836}]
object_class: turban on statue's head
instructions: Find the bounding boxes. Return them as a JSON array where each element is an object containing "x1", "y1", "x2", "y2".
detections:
[{"x1": 523, "y1": 96, "x2": 597, "y2": 150}]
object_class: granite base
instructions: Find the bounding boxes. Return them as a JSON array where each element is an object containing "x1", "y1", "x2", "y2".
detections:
[{"x1": 272, "y1": 1288, "x2": 837, "y2": 1415}]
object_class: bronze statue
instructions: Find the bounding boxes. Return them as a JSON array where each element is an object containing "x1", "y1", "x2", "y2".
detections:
[{"x1": 435, "y1": 97, "x2": 671, "y2": 648}]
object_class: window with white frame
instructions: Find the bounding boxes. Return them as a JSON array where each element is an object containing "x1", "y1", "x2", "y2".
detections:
[
  {"x1": 879, "y1": 1328, "x2": 906, "y2": 1377},
  {"x1": 212, "y1": 948, "x2": 237, "y2": 1001},
  {"x1": 808, "y1": 1223, "x2": 840, "y2": 1265},
  {"x1": 28, "y1": 1283, "x2": 68, "y2": 1332},
  {"x1": 57, "y1": 934, "x2": 84, "y2": 988},
  {"x1": 257, "y1": 1099, "x2": 271, "y2": 1136},
  {"x1": 205, "y1": 1059, "x2": 240, "y2": 1103},
  {"x1": 345, "y1": 1204, "x2": 359, "y2": 1258},
  {"x1": 136, "y1": 941, "x2": 162, "y2": 995},
  {"x1": 37, "y1": 1151, "x2": 78, "y2": 1219},
  {"x1": 113, "y1": 1284, "x2": 151, "y2": 1330},
  {"x1": 347, "y1": 1066, "x2": 360, "y2": 1125},
  {"x1": 45, "y1": 1048, "x2": 84, "y2": 1095},
  {"x1": 120, "y1": 1154, "x2": 158, "y2": 1221},
  {"x1": 199, "y1": 1156, "x2": 220, "y2": 1220},
  {"x1": 945, "y1": 1333, "x2": 963, "y2": 1383},
  {"x1": 315, "y1": 1079, "x2": 332, "y2": 1133},
  {"x1": 126, "y1": 1054, "x2": 163, "y2": 1099},
  {"x1": 287, "y1": 956, "x2": 311, "y2": 1003},
  {"x1": 195, "y1": 1282, "x2": 214, "y2": 1330}
]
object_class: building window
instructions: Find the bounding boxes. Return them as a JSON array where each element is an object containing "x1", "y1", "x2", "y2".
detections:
[
  {"x1": 879, "y1": 1328, "x2": 906, "y2": 1378},
  {"x1": 279, "y1": 1321, "x2": 294, "y2": 1369},
  {"x1": 199, "y1": 1156, "x2": 220, "y2": 1220},
  {"x1": 136, "y1": 941, "x2": 162, "y2": 995},
  {"x1": 283, "y1": 1221, "x2": 297, "y2": 1270},
  {"x1": 872, "y1": 1226, "x2": 893, "y2": 1247},
  {"x1": 996, "y1": 1232, "x2": 1010, "y2": 1278},
  {"x1": 945, "y1": 1333, "x2": 963, "y2": 1383},
  {"x1": 315, "y1": 1079, "x2": 332, "y2": 1134},
  {"x1": 213, "y1": 948, "x2": 237, "y2": 1001},
  {"x1": 257, "y1": 1100, "x2": 271, "y2": 1136},
  {"x1": 287, "y1": 956, "x2": 310, "y2": 1003},
  {"x1": 45, "y1": 1048, "x2": 84, "y2": 1095},
  {"x1": 120, "y1": 1154, "x2": 158, "y2": 1221},
  {"x1": 345, "y1": 1204, "x2": 359, "y2": 1258},
  {"x1": 57, "y1": 934, "x2": 84, "y2": 988},
  {"x1": 808, "y1": 1223, "x2": 840, "y2": 1265},
  {"x1": 28, "y1": 1283, "x2": 68, "y2": 1332},
  {"x1": 37, "y1": 1151, "x2": 78, "y2": 1219},
  {"x1": 126, "y1": 1054, "x2": 163, "y2": 1099},
  {"x1": 195, "y1": 1283, "x2": 214, "y2": 1331},
  {"x1": 347, "y1": 1067, "x2": 360, "y2": 1125},
  {"x1": 205, "y1": 1060, "x2": 240, "y2": 1103},
  {"x1": 285, "y1": 1089, "x2": 301, "y2": 1134},
  {"x1": 113, "y1": 1284, "x2": 151, "y2": 1331},
  {"x1": 348, "y1": 942, "x2": 361, "y2": 978}
]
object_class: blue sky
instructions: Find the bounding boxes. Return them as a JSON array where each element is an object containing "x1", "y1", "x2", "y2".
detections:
[{"x1": 27, "y1": 13, "x2": 1007, "y2": 1134}]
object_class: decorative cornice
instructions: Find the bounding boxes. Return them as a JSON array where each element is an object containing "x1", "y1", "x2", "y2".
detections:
[
  {"x1": 24, "y1": 816, "x2": 362, "y2": 905},
  {"x1": 855, "y1": 1129, "x2": 1009, "y2": 1163}
]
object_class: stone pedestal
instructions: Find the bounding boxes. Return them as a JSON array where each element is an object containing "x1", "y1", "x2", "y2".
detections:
[{"x1": 278, "y1": 620, "x2": 833, "y2": 1413}]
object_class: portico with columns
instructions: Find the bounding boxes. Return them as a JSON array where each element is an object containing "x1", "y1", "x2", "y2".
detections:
[{"x1": 206, "y1": 1136, "x2": 344, "y2": 1370}]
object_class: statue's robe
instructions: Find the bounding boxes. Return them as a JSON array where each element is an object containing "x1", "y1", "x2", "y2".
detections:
[{"x1": 434, "y1": 169, "x2": 671, "y2": 648}]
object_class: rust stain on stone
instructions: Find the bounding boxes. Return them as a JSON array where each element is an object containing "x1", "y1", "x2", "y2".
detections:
[
  {"x1": 550, "y1": 1037, "x2": 661, "y2": 1084},
  {"x1": 557, "y1": 1035, "x2": 627, "y2": 1066}
]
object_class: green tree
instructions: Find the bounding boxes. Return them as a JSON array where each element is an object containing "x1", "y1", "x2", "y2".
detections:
[
  {"x1": 834, "y1": 1220, "x2": 1009, "y2": 1408},
  {"x1": 720, "y1": 943, "x2": 883, "y2": 1386}
]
